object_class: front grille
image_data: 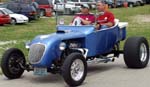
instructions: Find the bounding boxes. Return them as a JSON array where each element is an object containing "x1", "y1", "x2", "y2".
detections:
[{"x1": 29, "y1": 44, "x2": 45, "y2": 64}]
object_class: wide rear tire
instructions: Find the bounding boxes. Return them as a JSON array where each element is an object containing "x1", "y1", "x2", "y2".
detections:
[
  {"x1": 124, "y1": 37, "x2": 149, "y2": 68},
  {"x1": 1, "y1": 48, "x2": 26, "y2": 79}
]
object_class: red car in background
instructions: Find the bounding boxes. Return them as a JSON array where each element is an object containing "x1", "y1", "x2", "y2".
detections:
[
  {"x1": 0, "y1": 10, "x2": 10, "y2": 25},
  {"x1": 31, "y1": 0, "x2": 53, "y2": 17}
]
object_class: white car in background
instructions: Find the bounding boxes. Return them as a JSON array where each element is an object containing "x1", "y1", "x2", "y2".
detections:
[
  {"x1": 52, "y1": 0, "x2": 80, "y2": 14},
  {"x1": 0, "y1": 8, "x2": 28, "y2": 25},
  {"x1": 67, "y1": 0, "x2": 96, "y2": 9},
  {"x1": 125, "y1": 0, "x2": 145, "y2": 7}
]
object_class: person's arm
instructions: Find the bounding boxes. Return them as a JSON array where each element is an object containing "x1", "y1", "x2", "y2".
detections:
[
  {"x1": 95, "y1": 22, "x2": 113, "y2": 30},
  {"x1": 101, "y1": 22, "x2": 113, "y2": 27},
  {"x1": 80, "y1": 14, "x2": 96, "y2": 25},
  {"x1": 103, "y1": 12, "x2": 114, "y2": 27},
  {"x1": 80, "y1": 18, "x2": 91, "y2": 25},
  {"x1": 95, "y1": 21, "x2": 113, "y2": 30}
]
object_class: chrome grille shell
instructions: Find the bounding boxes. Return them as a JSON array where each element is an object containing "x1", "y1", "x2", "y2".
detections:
[{"x1": 29, "y1": 43, "x2": 45, "y2": 64}]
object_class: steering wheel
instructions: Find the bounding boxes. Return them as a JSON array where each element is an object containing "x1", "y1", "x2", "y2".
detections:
[{"x1": 72, "y1": 17, "x2": 82, "y2": 26}]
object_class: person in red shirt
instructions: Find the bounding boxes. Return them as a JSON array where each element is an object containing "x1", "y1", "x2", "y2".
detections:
[
  {"x1": 71, "y1": 4, "x2": 95, "y2": 26},
  {"x1": 96, "y1": 1, "x2": 115, "y2": 29}
]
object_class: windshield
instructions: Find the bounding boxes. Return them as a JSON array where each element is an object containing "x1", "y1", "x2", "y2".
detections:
[
  {"x1": 0, "y1": 11, "x2": 4, "y2": 15},
  {"x1": 3, "y1": 9, "x2": 14, "y2": 14},
  {"x1": 55, "y1": 1, "x2": 96, "y2": 26}
]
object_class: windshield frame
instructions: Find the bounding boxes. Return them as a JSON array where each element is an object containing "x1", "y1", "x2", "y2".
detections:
[{"x1": 55, "y1": 1, "x2": 97, "y2": 26}]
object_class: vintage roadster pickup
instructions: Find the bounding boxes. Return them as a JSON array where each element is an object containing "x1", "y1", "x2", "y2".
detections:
[{"x1": 1, "y1": 19, "x2": 149, "y2": 86}]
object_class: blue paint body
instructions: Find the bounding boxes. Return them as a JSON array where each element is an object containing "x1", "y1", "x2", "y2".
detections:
[{"x1": 28, "y1": 25, "x2": 126, "y2": 67}]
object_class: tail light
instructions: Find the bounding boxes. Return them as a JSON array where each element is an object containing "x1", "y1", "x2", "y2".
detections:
[{"x1": 29, "y1": 11, "x2": 37, "y2": 15}]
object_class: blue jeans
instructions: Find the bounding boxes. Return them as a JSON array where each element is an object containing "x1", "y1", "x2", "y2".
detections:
[{"x1": 100, "y1": 25, "x2": 109, "y2": 29}]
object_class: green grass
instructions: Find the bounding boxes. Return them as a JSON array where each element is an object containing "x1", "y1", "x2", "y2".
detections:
[
  {"x1": 0, "y1": 5, "x2": 150, "y2": 74},
  {"x1": 112, "y1": 5, "x2": 150, "y2": 38},
  {"x1": 0, "y1": 18, "x2": 56, "y2": 53}
]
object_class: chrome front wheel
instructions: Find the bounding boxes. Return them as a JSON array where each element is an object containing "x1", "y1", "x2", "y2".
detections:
[
  {"x1": 61, "y1": 53, "x2": 87, "y2": 86},
  {"x1": 71, "y1": 59, "x2": 84, "y2": 81}
]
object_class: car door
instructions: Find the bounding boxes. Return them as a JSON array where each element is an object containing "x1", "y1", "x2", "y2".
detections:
[
  {"x1": 85, "y1": 29, "x2": 108, "y2": 56},
  {"x1": 0, "y1": 11, "x2": 4, "y2": 23},
  {"x1": 85, "y1": 26, "x2": 119, "y2": 57},
  {"x1": 0, "y1": 10, "x2": 10, "y2": 24}
]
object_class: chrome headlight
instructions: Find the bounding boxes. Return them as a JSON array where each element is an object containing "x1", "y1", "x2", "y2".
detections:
[{"x1": 59, "y1": 42, "x2": 66, "y2": 50}]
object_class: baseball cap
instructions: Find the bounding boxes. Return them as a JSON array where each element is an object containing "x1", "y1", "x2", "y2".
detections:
[{"x1": 81, "y1": 4, "x2": 90, "y2": 9}]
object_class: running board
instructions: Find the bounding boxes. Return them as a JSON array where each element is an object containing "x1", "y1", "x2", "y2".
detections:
[{"x1": 87, "y1": 57, "x2": 115, "y2": 64}]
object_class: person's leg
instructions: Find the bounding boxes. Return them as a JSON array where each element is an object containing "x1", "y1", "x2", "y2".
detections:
[{"x1": 100, "y1": 25, "x2": 109, "y2": 29}]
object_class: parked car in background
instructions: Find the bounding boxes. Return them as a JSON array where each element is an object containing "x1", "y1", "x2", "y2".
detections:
[
  {"x1": 16, "y1": 0, "x2": 52, "y2": 17},
  {"x1": 105, "y1": 0, "x2": 115, "y2": 8},
  {"x1": 126, "y1": 0, "x2": 145, "y2": 7},
  {"x1": 141, "y1": 0, "x2": 150, "y2": 4},
  {"x1": 1, "y1": 2, "x2": 39, "y2": 21},
  {"x1": 116, "y1": 0, "x2": 124, "y2": 7},
  {"x1": 67, "y1": 0, "x2": 96, "y2": 9},
  {"x1": 8, "y1": 2, "x2": 39, "y2": 20},
  {"x1": 0, "y1": 8, "x2": 28, "y2": 25},
  {"x1": 0, "y1": 9, "x2": 11, "y2": 25},
  {"x1": 52, "y1": 0, "x2": 80, "y2": 14},
  {"x1": 0, "y1": 2, "x2": 7, "y2": 8},
  {"x1": 31, "y1": 0, "x2": 53, "y2": 17}
]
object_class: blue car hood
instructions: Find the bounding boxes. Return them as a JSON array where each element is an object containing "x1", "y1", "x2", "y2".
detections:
[
  {"x1": 31, "y1": 31, "x2": 85, "y2": 44},
  {"x1": 31, "y1": 25, "x2": 95, "y2": 44}
]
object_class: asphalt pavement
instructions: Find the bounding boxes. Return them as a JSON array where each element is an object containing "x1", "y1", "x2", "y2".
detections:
[{"x1": 0, "y1": 55, "x2": 150, "y2": 87}]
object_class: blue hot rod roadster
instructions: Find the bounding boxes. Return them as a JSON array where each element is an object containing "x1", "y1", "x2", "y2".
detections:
[{"x1": 1, "y1": 19, "x2": 149, "y2": 86}]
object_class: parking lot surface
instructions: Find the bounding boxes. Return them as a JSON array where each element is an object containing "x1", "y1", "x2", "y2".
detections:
[{"x1": 0, "y1": 55, "x2": 150, "y2": 87}]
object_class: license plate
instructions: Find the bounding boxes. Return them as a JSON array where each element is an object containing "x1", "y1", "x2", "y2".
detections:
[{"x1": 34, "y1": 68, "x2": 47, "y2": 76}]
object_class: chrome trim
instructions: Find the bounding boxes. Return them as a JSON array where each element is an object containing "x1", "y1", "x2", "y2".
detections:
[
  {"x1": 71, "y1": 59, "x2": 84, "y2": 81},
  {"x1": 71, "y1": 48, "x2": 88, "y2": 58},
  {"x1": 140, "y1": 43, "x2": 147, "y2": 62}
]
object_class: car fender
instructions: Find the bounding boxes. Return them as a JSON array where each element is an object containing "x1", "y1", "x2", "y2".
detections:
[{"x1": 28, "y1": 31, "x2": 86, "y2": 67}]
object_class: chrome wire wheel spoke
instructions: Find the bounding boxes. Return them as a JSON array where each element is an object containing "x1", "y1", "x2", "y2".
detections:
[{"x1": 70, "y1": 59, "x2": 84, "y2": 81}]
